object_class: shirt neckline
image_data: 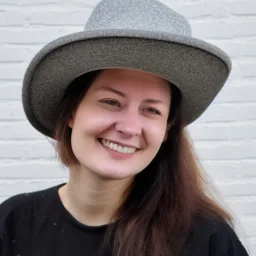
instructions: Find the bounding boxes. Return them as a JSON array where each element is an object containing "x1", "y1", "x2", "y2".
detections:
[{"x1": 54, "y1": 182, "x2": 109, "y2": 233}]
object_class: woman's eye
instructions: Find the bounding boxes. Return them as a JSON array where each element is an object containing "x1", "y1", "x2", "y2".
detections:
[
  {"x1": 146, "y1": 108, "x2": 161, "y2": 115},
  {"x1": 101, "y1": 99, "x2": 120, "y2": 107}
]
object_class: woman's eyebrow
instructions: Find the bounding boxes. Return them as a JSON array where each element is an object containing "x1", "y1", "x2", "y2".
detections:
[
  {"x1": 98, "y1": 86, "x2": 126, "y2": 97},
  {"x1": 97, "y1": 86, "x2": 168, "y2": 104}
]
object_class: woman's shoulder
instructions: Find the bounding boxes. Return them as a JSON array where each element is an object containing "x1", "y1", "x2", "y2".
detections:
[
  {"x1": 0, "y1": 183, "x2": 62, "y2": 226},
  {"x1": 0, "y1": 184, "x2": 63, "y2": 254},
  {"x1": 183, "y1": 214, "x2": 250, "y2": 256},
  {"x1": 0, "y1": 191, "x2": 35, "y2": 224}
]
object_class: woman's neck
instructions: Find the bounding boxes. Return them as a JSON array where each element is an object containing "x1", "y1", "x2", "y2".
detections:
[{"x1": 58, "y1": 165, "x2": 134, "y2": 226}]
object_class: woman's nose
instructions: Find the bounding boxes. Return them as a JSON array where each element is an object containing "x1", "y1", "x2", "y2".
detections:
[{"x1": 115, "y1": 109, "x2": 142, "y2": 137}]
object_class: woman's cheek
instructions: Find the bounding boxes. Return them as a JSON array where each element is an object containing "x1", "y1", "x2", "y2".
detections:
[
  {"x1": 82, "y1": 114, "x2": 118, "y2": 135},
  {"x1": 148, "y1": 118, "x2": 167, "y2": 135}
]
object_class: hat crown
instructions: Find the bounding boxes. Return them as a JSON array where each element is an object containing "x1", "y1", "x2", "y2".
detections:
[{"x1": 85, "y1": 0, "x2": 192, "y2": 36}]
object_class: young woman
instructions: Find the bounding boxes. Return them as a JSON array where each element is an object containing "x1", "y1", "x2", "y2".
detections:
[{"x1": 0, "y1": 0, "x2": 250, "y2": 255}]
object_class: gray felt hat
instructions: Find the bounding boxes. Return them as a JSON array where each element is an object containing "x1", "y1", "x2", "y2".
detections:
[{"x1": 22, "y1": 0, "x2": 232, "y2": 138}]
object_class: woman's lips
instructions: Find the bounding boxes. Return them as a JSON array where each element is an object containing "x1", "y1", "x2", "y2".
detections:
[
  {"x1": 98, "y1": 138, "x2": 138, "y2": 160},
  {"x1": 99, "y1": 138, "x2": 140, "y2": 149}
]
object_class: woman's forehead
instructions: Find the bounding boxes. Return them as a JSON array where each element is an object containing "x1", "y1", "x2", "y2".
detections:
[
  {"x1": 90, "y1": 68, "x2": 171, "y2": 96},
  {"x1": 98, "y1": 68, "x2": 168, "y2": 83}
]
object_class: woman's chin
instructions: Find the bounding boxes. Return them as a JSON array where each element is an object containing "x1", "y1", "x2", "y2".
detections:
[{"x1": 94, "y1": 169, "x2": 136, "y2": 181}]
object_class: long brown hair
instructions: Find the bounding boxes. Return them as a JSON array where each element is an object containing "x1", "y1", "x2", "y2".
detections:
[{"x1": 54, "y1": 70, "x2": 233, "y2": 256}]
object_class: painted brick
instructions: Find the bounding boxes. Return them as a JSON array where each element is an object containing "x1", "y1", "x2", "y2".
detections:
[
  {"x1": 203, "y1": 160, "x2": 256, "y2": 181},
  {"x1": 216, "y1": 181, "x2": 256, "y2": 197},
  {"x1": 0, "y1": 121, "x2": 43, "y2": 139},
  {"x1": 215, "y1": 83, "x2": 256, "y2": 103},
  {"x1": 0, "y1": 85, "x2": 22, "y2": 100},
  {"x1": 227, "y1": 198, "x2": 256, "y2": 216},
  {"x1": 191, "y1": 19, "x2": 256, "y2": 39},
  {"x1": 240, "y1": 216, "x2": 256, "y2": 237},
  {"x1": 0, "y1": 141, "x2": 56, "y2": 159},
  {"x1": 194, "y1": 140, "x2": 256, "y2": 160},
  {"x1": 230, "y1": 0, "x2": 256, "y2": 16},
  {"x1": 189, "y1": 122, "x2": 256, "y2": 140},
  {"x1": 0, "y1": 161, "x2": 68, "y2": 178},
  {"x1": 0, "y1": 27, "x2": 80, "y2": 44},
  {"x1": 0, "y1": 12, "x2": 25, "y2": 26},
  {"x1": 239, "y1": 60, "x2": 256, "y2": 78},
  {"x1": 0, "y1": 63, "x2": 27, "y2": 80},
  {"x1": 196, "y1": 103, "x2": 256, "y2": 123},
  {"x1": 0, "y1": 47, "x2": 28, "y2": 62},
  {"x1": 168, "y1": 2, "x2": 229, "y2": 19},
  {"x1": 0, "y1": 101, "x2": 26, "y2": 120},
  {"x1": 208, "y1": 40, "x2": 256, "y2": 58},
  {"x1": 0, "y1": 179, "x2": 66, "y2": 197},
  {"x1": 60, "y1": 0, "x2": 99, "y2": 8},
  {"x1": 0, "y1": 0, "x2": 61, "y2": 5},
  {"x1": 27, "y1": 10, "x2": 91, "y2": 25}
]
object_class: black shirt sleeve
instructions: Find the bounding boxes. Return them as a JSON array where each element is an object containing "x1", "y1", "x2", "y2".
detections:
[
  {"x1": 183, "y1": 215, "x2": 250, "y2": 256},
  {"x1": 208, "y1": 222, "x2": 249, "y2": 256},
  {"x1": 0, "y1": 193, "x2": 29, "y2": 256},
  {"x1": 0, "y1": 240, "x2": 2, "y2": 256}
]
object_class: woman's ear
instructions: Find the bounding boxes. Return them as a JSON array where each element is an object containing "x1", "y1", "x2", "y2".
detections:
[
  {"x1": 67, "y1": 102, "x2": 80, "y2": 129},
  {"x1": 68, "y1": 111, "x2": 76, "y2": 128},
  {"x1": 68, "y1": 118, "x2": 74, "y2": 128},
  {"x1": 163, "y1": 123, "x2": 171, "y2": 142}
]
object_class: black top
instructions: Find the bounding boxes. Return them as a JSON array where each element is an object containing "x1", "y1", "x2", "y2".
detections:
[{"x1": 0, "y1": 183, "x2": 249, "y2": 256}]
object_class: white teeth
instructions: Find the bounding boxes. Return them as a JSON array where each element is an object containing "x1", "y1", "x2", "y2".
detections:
[{"x1": 101, "y1": 139, "x2": 136, "y2": 154}]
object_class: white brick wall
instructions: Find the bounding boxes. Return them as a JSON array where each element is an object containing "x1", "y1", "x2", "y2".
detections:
[{"x1": 0, "y1": 0, "x2": 255, "y2": 254}]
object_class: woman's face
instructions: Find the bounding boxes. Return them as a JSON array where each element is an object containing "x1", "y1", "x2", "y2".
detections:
[{"x1": 68, "y1": 69, "x2": 171, "y2": 180}]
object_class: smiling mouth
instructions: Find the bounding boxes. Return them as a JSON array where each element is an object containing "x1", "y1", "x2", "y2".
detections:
[{"x1": 98, "y1": 138, "x2": 138, "y2": 154}]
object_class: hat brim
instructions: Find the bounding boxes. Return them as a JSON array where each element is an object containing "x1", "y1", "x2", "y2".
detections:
[{"x1": 22, "y1": 29, "x2": 231, "y2": 138}]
